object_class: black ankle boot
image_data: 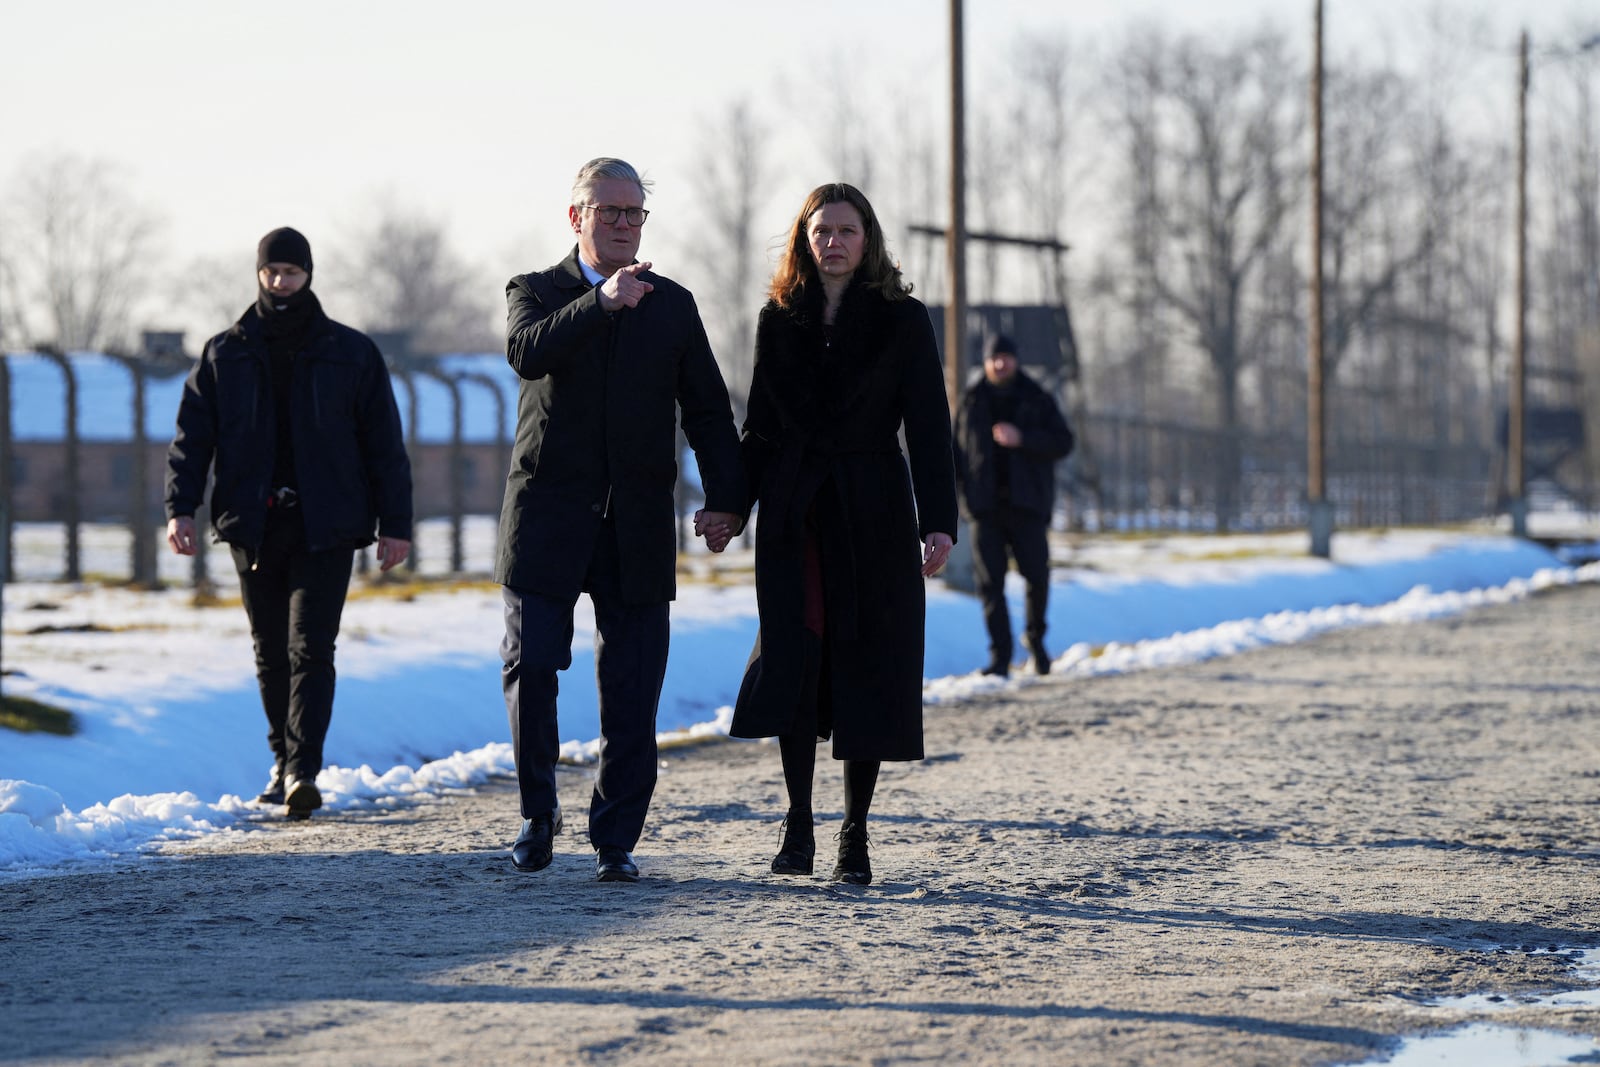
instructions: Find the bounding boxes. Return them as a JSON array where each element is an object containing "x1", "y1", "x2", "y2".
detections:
[
  {"x1": 771, "y1": 814, "x2": 815, "y2": 875},
  {"x1": 831, "y1": 822, "x2": 871, "y2": 885},
  {"x1": 254, "y1": 761, "x2": 285, "y2": 805}
]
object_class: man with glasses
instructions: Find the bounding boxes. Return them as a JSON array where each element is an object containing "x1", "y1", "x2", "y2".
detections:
[
  {"x1": 496, "y1": 157, "x2": 745, "y2": 882},
  {"x1": 953, "y1": 333, "x2": 1074, "y2": 678}
]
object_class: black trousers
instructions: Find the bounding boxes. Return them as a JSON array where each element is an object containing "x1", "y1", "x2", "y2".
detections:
[
  {"x1": 231, "y1": 507, "x2": 354, "y2": 782},
  {"x1": 500, "y1": 521, "x2": 669, "y2": 851},
  {"x1": 969, "y1": 506, "x2": 1051, "y2": 664}
]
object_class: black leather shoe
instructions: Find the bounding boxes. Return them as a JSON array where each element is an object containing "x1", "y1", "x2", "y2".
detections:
[
  {"x1": 254, "y1": 762, "x2": 285, "y2": 805},
  {"x1": 771, "y1": 814, "x2": 815, "y2": 875},
  {"x1": 980, "y1": 659, "x2": 1010, "y2": 678},
  {"x1": 831, "y1": 822, "x2": 872, "y2": 885},
  {"x1": 595, "y1": 846, "x2": 640, "y2": 883},
  {"x1": 511, "y1": 808, "x2": 563, "y2": 872},
  {"x1": 283, "y1": 775, "x2": 322, "y2": 820}
]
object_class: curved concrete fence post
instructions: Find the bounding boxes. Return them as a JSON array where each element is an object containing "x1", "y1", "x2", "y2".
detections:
[{"x1": 37, "y1": 347, "x2": 81, "y2": 582}]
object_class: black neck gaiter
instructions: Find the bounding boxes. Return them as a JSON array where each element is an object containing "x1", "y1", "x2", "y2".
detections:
[
  {"x1": 256, "y1": 285, "x2": 320, "y2": 339},
  {"x1": 256, "y1": 288, "x2": 322, "y2": 493}
]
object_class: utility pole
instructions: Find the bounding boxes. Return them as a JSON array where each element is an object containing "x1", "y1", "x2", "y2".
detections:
[
  {"x1": 938, "y1": 0, "x2": 974, "y2": 593},
  {"x1": 944, "y1": 0, "x2": 967, "y2": 413},
  {"x1": 1510, "y1": 28, "x2": 1530, "y2": 538},
  {"x1": 1307, "y1": 0, "x2": 1333, "y2": 558}
]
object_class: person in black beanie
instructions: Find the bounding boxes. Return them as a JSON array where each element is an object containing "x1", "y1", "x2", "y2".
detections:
[
  {"x1": 953, "y1": 333, "x2": 1075, "y2": 677},
  {"x1": 165, "y1": 226, "x2": 414, "y2": 819}
]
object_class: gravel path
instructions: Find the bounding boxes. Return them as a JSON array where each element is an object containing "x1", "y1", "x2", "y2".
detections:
[{"x1": 4, "y1": 584, "x2": 1600, "y2": 1065}]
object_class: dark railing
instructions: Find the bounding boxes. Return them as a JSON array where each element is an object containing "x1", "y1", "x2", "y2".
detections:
[{"x1": 1062, "y1": 414, "x2": 1499, "y2": 534}]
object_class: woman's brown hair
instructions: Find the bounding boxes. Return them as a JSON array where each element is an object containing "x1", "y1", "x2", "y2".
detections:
[{"x1": 768, "y1": 183, "x2": 912, "y2": 309}]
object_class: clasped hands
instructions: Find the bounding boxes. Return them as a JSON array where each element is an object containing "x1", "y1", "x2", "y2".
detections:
[{"x1": 693, "y1": 510, "x2": 743, "y2": 553}]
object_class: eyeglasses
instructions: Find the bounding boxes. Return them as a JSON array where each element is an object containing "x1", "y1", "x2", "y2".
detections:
[{"x1": 582, "y1": 204, "x2": 649, "y2": 226}]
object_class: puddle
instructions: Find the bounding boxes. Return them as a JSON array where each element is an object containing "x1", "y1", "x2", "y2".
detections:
[
  {"x1": 1373, "y1": 1023, "x2": 1599, "y2": 1065},
  {"x1": 1432, "y1": 950, "x2": 1600, "y2": 1014},
  {"x1": 1352, "y1": 949, "x2": 1600, "y2": 1066}
]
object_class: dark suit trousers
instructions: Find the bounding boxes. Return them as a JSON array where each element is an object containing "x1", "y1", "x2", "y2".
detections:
[
  {"x1": 970, "y1": 506, "x2": 1051, "y2": 663},
  {"x1": 231, "y1": 506, "x2": 354, "y2": 782},
  {"x1": 500, "y1": 521, "x2": 669, "y2": 851}
]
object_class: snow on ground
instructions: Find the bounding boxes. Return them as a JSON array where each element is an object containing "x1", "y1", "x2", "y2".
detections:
[{"x1": 2, "y1": 519, "x2": 1598, "y2": 875}]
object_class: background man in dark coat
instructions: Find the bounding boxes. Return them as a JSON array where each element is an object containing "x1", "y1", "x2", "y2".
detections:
[
  {"x1": 953, "y1": 333, "x2": 1074, "y2": 677},
  {"x1": 165, "y1": 226, "x2": 413, "y2": 819},
  {"x1": 496, "y1": 157, "x2": 744, "y2": 882}
]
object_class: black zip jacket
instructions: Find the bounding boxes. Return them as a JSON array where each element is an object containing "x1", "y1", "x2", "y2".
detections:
[
  {"x1": 952, "y1": 369, "x2": 1074, "y2": 519},
  {"x1": 165, "y1": 304, "x2": 413, "y2": 554}
]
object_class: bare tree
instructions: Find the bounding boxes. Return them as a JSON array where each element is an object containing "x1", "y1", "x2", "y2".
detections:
[
  {"x1": 774, "y1": 55, "x2": 878, "y2": 192},
  {"x1": 1110, "y1": 38, "x2": 1175, "y2": 422},
  {"x1": 0, "y1": 152, "x2": 160, "y2": 351},
  {"x1": 1526, "y1": 41, "x2": 1600, "y2": 503},
  {"x1": 1317, "y1": 65, "x2": 1431, "y2": 381},
  {"x1": 337, "y1": 199, "x2": 497, "y2": 356},
  {"x1": 172, "y1": 252, "x2": 254, "y2": 337},
  {"x1": 1008, "y1": 33, "x2": 1089, "y2": 302},
  {"x1": 690, "y1": 99, "x2": 770, "y2": 417},
  {"x1": 877, "y1": 89, "x2": 942, "y2": 293},
  {"x1": 1533, "y1": 46, "x2": 1600, "y2": 376},
  {"x1": 1109, "y1": 25, "x2": 1302, "y2": 529},
  {"x1": 968, "y1": 117, "x2": 1007, "y2": 306},
  {"x1": 1398, "y1": 12, "x2": 1509, "y2": 458}
]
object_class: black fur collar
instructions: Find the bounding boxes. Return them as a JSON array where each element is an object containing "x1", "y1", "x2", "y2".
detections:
[{"x1": 757, "y1": 279, "x2": 897, "y2": 435}]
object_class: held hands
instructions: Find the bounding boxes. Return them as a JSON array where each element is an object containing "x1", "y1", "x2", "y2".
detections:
[
  {"x1": 376, "y1": 536, "x2": 411, "y2": 572},
  {"x1": 166, "y1": 516, "x2": 198, "y2": 556},
  {"x1": 921, "y1": 532, "x2": 954, "y2": 578},
  {"x1": 597, "y1": 261, "x2": 654, "y2": 312},
  {"x1": 992, "y1": 421, "x2": 1022, "y2": 448},
  {"x1": 693, "y1": 509, "x2": 743, "y2": 554}
]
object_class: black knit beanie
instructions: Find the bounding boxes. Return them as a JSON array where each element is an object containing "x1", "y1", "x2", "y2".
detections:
[
  {"x1": 257, "y1": 227, "x2": 313, "y2": 280},
  {"x1": 984, "y1": 333, "x2": 1018, "y2": 361},
  {"x1": 255, "y1": 226, "x2": 318, "y2": 333}
]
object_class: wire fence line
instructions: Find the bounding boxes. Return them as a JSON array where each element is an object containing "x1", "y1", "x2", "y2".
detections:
[
  {"x1": 3, "y1": 413, "x2": 1553, "y2": 587},
  {"x1": 1062, "y1": 414, "x2": 1509, "y2": 534}
]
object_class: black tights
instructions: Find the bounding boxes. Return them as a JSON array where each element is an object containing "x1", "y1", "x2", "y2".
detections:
[{"x1": 778, "y1": 731, "x2": 879, "y2": 827}]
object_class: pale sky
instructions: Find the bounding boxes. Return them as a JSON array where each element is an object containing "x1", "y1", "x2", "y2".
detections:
[{"x1": 3, "y1": 0, "x2": 1593, "y2": 345}]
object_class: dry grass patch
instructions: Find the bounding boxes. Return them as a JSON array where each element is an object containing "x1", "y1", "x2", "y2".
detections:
[{"x1": 0, "y1": 693, "x2": 78, "y2": 736}]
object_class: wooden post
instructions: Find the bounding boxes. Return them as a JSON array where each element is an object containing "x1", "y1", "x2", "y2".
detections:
[
  {"x1": 1509, "y1": 28, "x2": 1530, "y2": 537},
  {"x1": 1308, "y1": 0, "x2": 1333, "y2": 557},
  {"x1": 944, "y1": 0, "x2": 967, "y2": 414}
]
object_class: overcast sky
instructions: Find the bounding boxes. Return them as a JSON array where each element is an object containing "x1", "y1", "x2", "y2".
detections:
[{"x1": 4, "y1": 0, "x2": 1593, "y2": 344}]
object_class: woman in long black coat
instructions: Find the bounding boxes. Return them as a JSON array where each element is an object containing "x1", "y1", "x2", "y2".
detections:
[{"x1": 729, "y1": 183, "x2": 957, "y2": 885}]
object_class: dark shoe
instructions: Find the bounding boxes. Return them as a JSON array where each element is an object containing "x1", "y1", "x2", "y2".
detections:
[
  {"x1": 1025, "y1": 636, "x2": 1051, "y2": 675},
  {"x1": 283, "y1": 775, "x2": 322, "y2": 820},
  {"x1": 595, "y1": 846, "x2": 640, "y2": 883},
  {"x1": 980, "y1": 659, "x2": 1010, "y2": 678},
  {"x1": 831, "y1": 822, "x2": 872, "y2": 885},
  {"x1": 771, "y1": 814, "x2": 816, "y2": 875},
  {"x1": 511, "y1": 808, "x2": 563, "y2": 872},
  {"x1": 254, "y1": 762, "x2": 285, "y2": 805}
]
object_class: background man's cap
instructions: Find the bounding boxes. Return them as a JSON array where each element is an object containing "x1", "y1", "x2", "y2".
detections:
[
  {"x1": 984, "y1": 333, "x2": 1018, "y2": 361},
  {"x1": 257, "y1": 227, "x2": 313, "y2": 273}
]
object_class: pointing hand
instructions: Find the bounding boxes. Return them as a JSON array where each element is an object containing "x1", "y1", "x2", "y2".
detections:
[{"x1": 598, "y1": 261, "x2": 655, "y2": 312}]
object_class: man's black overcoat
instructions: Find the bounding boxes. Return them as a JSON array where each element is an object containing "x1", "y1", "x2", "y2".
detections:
[{"x1": 494, "y1": 248, "x2": 744, "y2": 605}]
